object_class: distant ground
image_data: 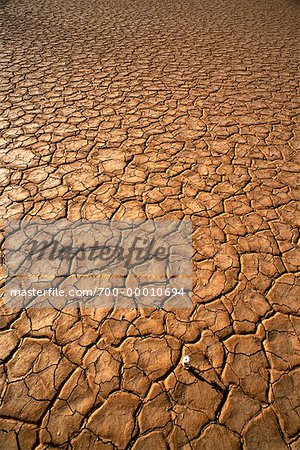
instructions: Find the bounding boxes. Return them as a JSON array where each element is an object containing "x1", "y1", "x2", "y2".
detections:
[{"x1": 0, "y1": 0, "x2": 300, "y2": 448}]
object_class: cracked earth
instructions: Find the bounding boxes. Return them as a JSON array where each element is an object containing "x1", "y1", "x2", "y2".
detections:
[{"x1": 0, "y1": 0, "x2": 300, "y2": 448}]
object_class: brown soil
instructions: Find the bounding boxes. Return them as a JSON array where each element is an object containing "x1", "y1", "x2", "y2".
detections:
[{"x1": 0, "y1": 0, "x2": 300, "y2": 448}]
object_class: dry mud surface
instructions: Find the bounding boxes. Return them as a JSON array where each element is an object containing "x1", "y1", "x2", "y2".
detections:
[{"x1": 0, "y1": 0, "x2": 300, "y2": 448}]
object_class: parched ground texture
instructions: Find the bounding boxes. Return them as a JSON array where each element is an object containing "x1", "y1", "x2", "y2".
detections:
[{"x1": 0, "y1": 0, "x2": 300, "y2": 448}]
